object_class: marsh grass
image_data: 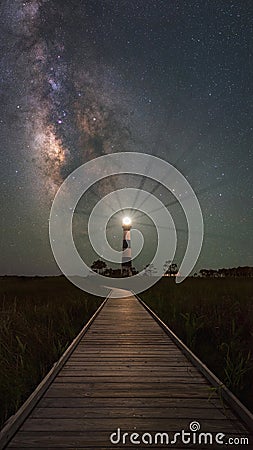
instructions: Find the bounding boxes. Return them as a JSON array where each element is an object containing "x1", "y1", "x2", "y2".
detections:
[
  {"x1": 0, "y1": 276, "x2": 102, "y2": 428},
  {"x1": 141, "y1": 277, "x2": 253, "y2": 412}
]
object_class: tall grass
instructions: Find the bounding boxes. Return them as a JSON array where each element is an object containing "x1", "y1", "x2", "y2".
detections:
[
  {"x1": 141, "y1": 277, "x2": 253, "y2": 412},
  {"x1": 0, "y1": 276, "x2": 102, "y2": 428}
]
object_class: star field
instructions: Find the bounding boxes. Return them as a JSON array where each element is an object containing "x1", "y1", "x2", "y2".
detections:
[{"x1": 0, "y1": 0, "x2": 252, "y2": 275}]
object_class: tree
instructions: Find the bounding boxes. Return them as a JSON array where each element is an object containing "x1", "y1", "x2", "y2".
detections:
[
  {"x1": 169, "y1": 263, "x2": 178, "y2": 276},
  {"x1": 199, "y1": 269, "x2": 209, "y2": 278},
  {"x1": 91, "y1": 259, "x2": 107, "y2": 275},
  {"x1": 164, "y1": 261, "x2": 178, "y2": 276},
  {"x1": 144, "y1": 264, "x2": 157, "y2": 276},
  {"x1": 163, "y1": 260, "x2": 171, "y2": 273}
]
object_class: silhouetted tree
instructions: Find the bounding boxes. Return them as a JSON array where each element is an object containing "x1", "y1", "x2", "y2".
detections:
[
  {"x1": 163, "y1": 260, "x2": 171, "y2": 273},
  {"x1": 164, "y1": 262, "x2": 178, "y2": 276},
  {"x1": 144, "y1": 264, "x2": 157, "y2": 276},
  {"x1": 91, "y1": 259, "x2": 107, "y2": 275},
  {"x1": 199, "y1": 269, "x2": 209, "y2": 278}
]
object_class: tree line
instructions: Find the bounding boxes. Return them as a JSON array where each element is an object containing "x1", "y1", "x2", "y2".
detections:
[
  {"x1": 197, "y1": 266, "x2": 253, "y2": 278},
  {"x1": 90, "y1": 259, "x2": 253, "y2": 278}
]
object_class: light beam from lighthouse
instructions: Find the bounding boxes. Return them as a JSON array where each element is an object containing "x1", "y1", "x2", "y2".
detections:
[{"x1": 121, "y1": 216, "x2": 132, "y2": 277}]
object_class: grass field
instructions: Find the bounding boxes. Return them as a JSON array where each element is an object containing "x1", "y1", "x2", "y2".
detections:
[
  {"x1": 0, "y1": 276, "x2": 102, "y2": 428},
  {"x1": 140, "y1": 277, "x2": 253, "y2": 412}
]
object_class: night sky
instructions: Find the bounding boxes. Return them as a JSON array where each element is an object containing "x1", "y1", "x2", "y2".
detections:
[{"x1": 1, "y1": 0, "x2": 252, "y2": 276}]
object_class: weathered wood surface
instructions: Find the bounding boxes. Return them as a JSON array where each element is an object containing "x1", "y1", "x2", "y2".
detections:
[{"x1": 4, "y1": 290, "x2": 252, "y2": 449}]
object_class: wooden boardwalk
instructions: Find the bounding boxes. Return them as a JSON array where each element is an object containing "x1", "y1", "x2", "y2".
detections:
[{"x1": 1, "y1": 290, "x2": 252, "y2": 449}]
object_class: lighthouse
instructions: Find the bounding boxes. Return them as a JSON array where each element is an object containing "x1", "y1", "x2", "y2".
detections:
[{"x1": 121, "y1": 216, "x2": 132, "y2": 277}]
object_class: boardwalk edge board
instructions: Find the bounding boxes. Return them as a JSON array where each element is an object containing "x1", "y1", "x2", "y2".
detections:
[
  {"x1": 0, "y1": 297, "x2": 108, "y2": 449},
  {"x1": 136, "y1": 292, "x2": 253, "y2": 433}
]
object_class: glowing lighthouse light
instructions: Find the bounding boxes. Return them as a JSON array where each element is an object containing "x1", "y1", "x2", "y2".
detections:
[
  {"x1": 121, "y1": 216, "x2": 132, "y2": 277},
  {"x1": 122, "y1": 216, "x2": 132, "y2": 226}
]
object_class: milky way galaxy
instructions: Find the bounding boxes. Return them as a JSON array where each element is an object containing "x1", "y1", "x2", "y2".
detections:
[
  {"x1": 1, "y1": 1, "x2": 135, "y2": 195},
  {"x1": 0, "y1": 0, "x2": 252, "y2": 274}
]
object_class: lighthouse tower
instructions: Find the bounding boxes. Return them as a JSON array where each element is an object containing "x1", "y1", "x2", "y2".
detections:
[{"x1": 121, "y1": 216, "x2": 132, "y2": 277}]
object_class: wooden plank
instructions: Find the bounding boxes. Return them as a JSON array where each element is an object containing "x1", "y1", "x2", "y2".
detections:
[
  {"x1": 30, "y1": 406, "x2": 236, "y2": 420},
  {"x1": 59, "y1": 370, "x2": 203, "y2": 377},
  {"x1": 8, "y1": 431, "x2": 251, "y2": 449},
  {"x1": 66, "y1": 351, "x2": 188, "y2": 355},
  {"x1": 37, "y1": 396, "x2": 230, "y2": 409},
  {"x1": 64, "y1": 355, "x2": 194, "y2": 367},
  {"x1": 44, "y1": 385, "x2": 216, "y2": 399},
  {"x1": 20, "y1": 417, "x2": 244, "y2": 433},
  {"x1": 63, "y1": 363, "x2": 193, "y2": 368},
  {"x1": 53, "y1": 376, "x2": 205, "y2": 383},
  {"x1": 61, "y1": 361, "x2": 198, "y2": 367}
]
